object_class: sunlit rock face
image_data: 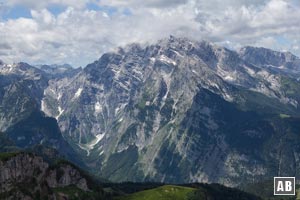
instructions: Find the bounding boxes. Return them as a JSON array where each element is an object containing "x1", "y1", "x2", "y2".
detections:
[{"x1": 2, "y1": 36, "x2": 300, "y2": 186}]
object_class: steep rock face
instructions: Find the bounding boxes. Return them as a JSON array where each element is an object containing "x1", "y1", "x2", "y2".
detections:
[
  {"x1": 0, "y1": 62, "x2": 81, "y2": 133},
  {"x1": 239, "y1": 46, "x2": 300, "y2": 69},
  {"x1": 0, "y1": 62, "x2": 83, "y2": 168},
  {"x1": 0, "y1": 153, "x2": 89, "y2": 199},
  {"x1": 239, "y1": 46, "x2": 300, "y2": 77},
  {"x1": 40, "y1": 37, "x2": 300, "y2": 186},
  {"x1": 0, "y1": 63, "x2": 48, "y2": 132},
  {"x1": 0, "y1": 153, "x2": 48, "y2": 192},
  {"x1": 1, "y1": 37, "x2": 300, "y2": 186},
  {"x1": 46, "y1": 164, "x2": 88, "y2": 190}
]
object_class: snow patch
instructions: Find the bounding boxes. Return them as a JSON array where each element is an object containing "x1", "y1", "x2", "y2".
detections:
[
  {"x1": 88, "y1": 134, "x2": 105, "y2": 149},
  {"x1": 77, "y1": 144, "x2": 90, "y2": 156},
  {"x1": 41, "y1": 99, "x2": 46, "y2": 114},
  {"x1": 0, "y1": 64, "x2": 14, "y2": 74},
  {"x1": 94, "y1": 102, "x2": 102, "y2": 114},
  {"x1": 58, "y1": 93, "x2": 62, "y2": 100},
  {"x1": 74, "y1": 88, "x2": 83, "y2": 98},
  {"x1": 171, "y1": 49, "x2": 183, "y2": 57},
  {"x1": 224, "y1": 75, "x2": 236, "y2": 81},
  {"x1": 118, "y1": 117, "x2": 123, "y2": 122},
  {"x1": 118, "y1": 81, "x2": 129, "y2": 91},
  {"x1": 152, "y1": 113, "x2": 161, "y2": 134},
  {"x1": 191, "y1": 69, "x2": 199, "y2": 75},
  {"x1": 257, "y1": 70, "x2": 269, "y2": 78},
  {"x1": 50, "y1": 88, "x2": 56, "y2": 95},
  {"x1": 56, "y1": 106, "x2": 64, "y2": 120},
  {"x1": 115, "y1": 103, "x2": 127, "y2": 115},
  {"x1": 116, "y1": 146, "x2": 129, "y2": 153},
  {"x1": 111, "y1": 67, "x2": 121, "y2": 79},
  {"x1": 78, "y1": 133, "x2": 105, "y2": 156},
  {"x1": 99, "y1": 150, "x2": 104, "y2": 156},
  {"x1": 150, "y1": 57, "x2": 156, "y2": 62},
  {"x1": 223, "y1": 71, "x2": 237, "y2": 82},
  {"x1": 244, "y1": 66, "x2": 255, "y2": 76},
  {"x1": 159, "y1": 55, "x2": 177, "y2": 66}
]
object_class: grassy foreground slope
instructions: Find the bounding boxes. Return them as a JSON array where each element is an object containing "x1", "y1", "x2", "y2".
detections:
[
  {"x1": 115, "y1": 184, "x2": 261, "y2": 200},
  {"x1": 116, "y1": 185, "x2": 196, "y2": 200}
]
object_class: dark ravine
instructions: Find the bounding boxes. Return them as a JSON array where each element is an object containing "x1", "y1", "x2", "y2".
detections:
[{"x1": 1, "y1": 36, "x2": 300, "y2": 187}]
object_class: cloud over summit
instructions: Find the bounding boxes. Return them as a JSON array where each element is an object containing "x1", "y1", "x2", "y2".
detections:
[{"x1": 0, "y1": 0, "x2": 299, "y2": 67}]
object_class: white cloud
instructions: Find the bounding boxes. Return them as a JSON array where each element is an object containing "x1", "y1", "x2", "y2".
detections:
[
  {"x1": 192, "y1": 0, "x2": 300, "y2": 45},
  {"x1": 0, "y1": 0, "x2": 300, "y2": 67},
  {"x1": 98, "y1": 0, "x2": 189, "y2": 8}
]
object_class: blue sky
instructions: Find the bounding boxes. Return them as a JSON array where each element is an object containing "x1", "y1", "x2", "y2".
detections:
[
  {"x1": 1, "y1": 1, "x2": 116, "y2": 19},
  {"x1": 2, "y1": 5, "x2": 32, "y2": 19},
  {"x1": 0, "y1": 0, "x2": 299, "y2": 67}
]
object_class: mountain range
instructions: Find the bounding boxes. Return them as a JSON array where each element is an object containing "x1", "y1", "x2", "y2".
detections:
[{"x1": 1, "y1": 36, "x2": 300, "y2": 187}]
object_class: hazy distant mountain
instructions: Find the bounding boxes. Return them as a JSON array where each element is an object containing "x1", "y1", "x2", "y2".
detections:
[
  {"x1": 1, "y1": 36, "x2": 300, "y2": 186},
  {"x1": 36, "y1": 64, "x2": 82, "y2": 79},
  {"x1": 239, "y1": 46, "x2": 300, "y2": 77}
]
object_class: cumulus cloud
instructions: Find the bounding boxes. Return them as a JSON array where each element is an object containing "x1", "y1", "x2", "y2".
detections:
[
  {"x1": 98, "y1": 0, "x2": 189, "y2": 8},
  {"x1": 0, "y1": 0, "x2": 299, "y2": 67}
]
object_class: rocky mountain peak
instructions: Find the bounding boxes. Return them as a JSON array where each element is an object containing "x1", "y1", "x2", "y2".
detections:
[
  {"x1": 2, "y1": 37, "x2": 300, "y2": 187},
  {"x1": 239, "y1": 46, "x2": 300, "y2": 71},
  {"x1": 0, "y1": 152, "x2": 93, "y2": 199}
]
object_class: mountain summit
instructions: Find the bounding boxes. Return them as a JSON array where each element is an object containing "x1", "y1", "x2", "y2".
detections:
[{"x1": 1, "y1": 37, "x2": 300, "y2": 186}]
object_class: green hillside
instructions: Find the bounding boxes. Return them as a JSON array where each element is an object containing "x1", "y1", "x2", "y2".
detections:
[{"x1": 115, "y1": 185, "x2": 196, "y2": 200}]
